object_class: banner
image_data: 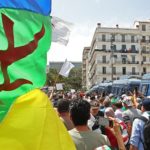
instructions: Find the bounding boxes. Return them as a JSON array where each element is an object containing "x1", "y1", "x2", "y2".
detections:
[{"x1": 59, "y1": 59, "x2": 75, "y2": 77}]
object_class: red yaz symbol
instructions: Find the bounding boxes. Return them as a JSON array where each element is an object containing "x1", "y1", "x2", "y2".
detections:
[{"x1": 0, "y1": 13, "x2": 45, "y2": 91}]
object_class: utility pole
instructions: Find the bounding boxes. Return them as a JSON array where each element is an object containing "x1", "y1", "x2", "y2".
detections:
[{"x1": 111, "y1": 34, "x2": 115, "y2": 81}]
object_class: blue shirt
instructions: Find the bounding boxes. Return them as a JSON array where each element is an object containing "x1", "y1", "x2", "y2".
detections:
[{"x1": 130, "y1": 111, "x2": 150, "y2": 150}]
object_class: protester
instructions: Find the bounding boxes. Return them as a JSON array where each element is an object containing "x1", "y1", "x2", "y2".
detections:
[
  {"x1": 122, "y1": 96, "x2": 141, "y2": 137},
  {"x1": 88, "y1": 100, "x2": 102, "y2": 133},
  {"x1": 105, "y1": 107, "x2": 129, "y2": 149},
  {"x1": 57, "y1": 99, "x2": 74, "y2": 130},
  {"x1": 69, "y1": 99, "x2": 110, "y2": 150},
  {"x1": 130, "y1": 98, "x2": 150, "y2": 150},
  {"x1": 113, "y1": 99, "x2": 124, "y2": 121}
]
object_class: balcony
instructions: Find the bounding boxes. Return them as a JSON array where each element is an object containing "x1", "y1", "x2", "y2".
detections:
[
  {"x1": 141, "y1": 39, "x2": 150, "y2": 44},
  {"x1": 128, "y1": 72, "x2": 140, "y2": 75},
  {"x1": 141, "y1": 50, "x2": 150, "y2": 54},
  {"x1": 127, "y1": 61, "x2": 139, "y2": 64},
  {"x1": 97, "y1": 39, "x2": 139, "y2": 43},
  {"x1": 141, "y1": 61, "x2": 150, "y2": 65},
  {"x1": 94, "y1": 49, "x2": 139, "y2": 54},
  {"x1": 97, "y1": 60, "x2": 109, "y2": 64}
]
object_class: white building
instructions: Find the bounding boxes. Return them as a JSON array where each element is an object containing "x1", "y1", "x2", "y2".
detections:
[{"x1": 83, "y1": 21, "x2": 150, "y2": 89}]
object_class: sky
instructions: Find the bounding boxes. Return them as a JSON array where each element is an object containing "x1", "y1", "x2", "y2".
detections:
[{"x1": 48, "y1": 0, "x2": 150, "y2": 63}]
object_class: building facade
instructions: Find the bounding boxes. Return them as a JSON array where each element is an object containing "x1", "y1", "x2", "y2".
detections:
[
  {"x1": 83, "y1": 21, "x2": 150, "y2": 89},
  {"x1": 82, "y1": 47, "x2": 90, "y2": 89}
]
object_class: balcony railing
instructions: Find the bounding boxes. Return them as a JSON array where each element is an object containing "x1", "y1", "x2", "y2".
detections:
[
  {"x1": 98, "y1": 39, "x2": 139, "y2": 43},
  {"x1": 141, "y1": 50, "x2": 150, "y2": 54},
  {"x1": 128, "y1": 72, "x2": 140, "y2": 75},
  {"x1": 94, "y1": 49, "x2": 139, "y2": 54},
  {"x1": 141, "y1": 39, "x2": 150, "y2": 43},
  {"x1": 97, "y1": 60, "x2": 109, "y2": 64},
  {"x1": 141, "y1": 61, "x2": 150, "y2": 65},
  {"x1": 96, "y1": 72, "x2": 140, "y2": 76},
  {"x1": 127, "y1": 61, "x2": 139, "y2": 64},
  {"x1": 96, "y1": 60, "x2": 139, "y2": 64}
]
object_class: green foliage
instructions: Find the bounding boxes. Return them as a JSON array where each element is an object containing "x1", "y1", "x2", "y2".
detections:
[{"x1": 46, "y1": 67, "x2": 82, "y2": 91}]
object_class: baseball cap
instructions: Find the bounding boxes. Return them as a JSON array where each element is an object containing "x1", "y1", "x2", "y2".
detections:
[
  {"x1": 122, "y1": 96, "x2": 133, "y2": 106},
  {"x1": 121, "y1": 94, "x2": 127, "y2": 99},
  {"x1": 142, "y1": 98, "x2": 150, "y2": 107},
  {"x1": 109, "y1": 93, "x2": 114, "y2": 98},
  {"x1": 90, "y1": 100, "x2": 99, "y2": 109}
]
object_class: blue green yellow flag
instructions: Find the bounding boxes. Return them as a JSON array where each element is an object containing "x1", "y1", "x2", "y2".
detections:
[
  {"x1": 0, "y1": 1, "x2": 76, "y2": 150},
  {"x1": 0, "y1": 0, "x2": 51, "y2": 121}
]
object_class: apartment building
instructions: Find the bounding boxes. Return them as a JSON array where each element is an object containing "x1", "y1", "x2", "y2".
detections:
[
  {"x1": 82, "y1": 47, "x2": 90, "y2": 88},
  {"x1": 83, "y1": 21, "x2": 150, "y2": 89}
]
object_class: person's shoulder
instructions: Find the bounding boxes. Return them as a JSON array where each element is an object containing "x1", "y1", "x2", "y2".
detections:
[
  {"x1": 123, "y1": 109, "x2": 129, "y2": 114},
  {"x1": 133, "y1": 116, "x2": 147, "y2": 125},
  {"x1": 135, "y1": 108, "x2": 141, "y2": 113},
  {"x1": 68, "y1": 128, "x2": 77, "y2": 135},
  {"x1": 92, "y1": 132, "x2": 108, "y2": 140}
]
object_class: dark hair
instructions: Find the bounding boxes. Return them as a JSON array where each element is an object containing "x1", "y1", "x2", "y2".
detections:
[
  {"x1": 69, "y1": 99, "x2": 91, "y2": 126},
  {"x1": 103, "y1": 99, "x2": 111, "y2": 108},
  {"x1": 114, "y1": 102, "x2": 122, "y2": 109},
  {"x1": 143, "y1": 98, "x2": 150, "y2": 111},
  {"x1": 57, "y1": 99, "x2": 70, "y2": 113}
]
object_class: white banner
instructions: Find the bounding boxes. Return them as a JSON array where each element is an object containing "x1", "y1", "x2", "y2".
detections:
[
  {"x1": 52, "y1": 16, "x2": 73, "y2": 46},
  {"x1": 59, "y1": 59, "x2": 75, "y2": 77}
]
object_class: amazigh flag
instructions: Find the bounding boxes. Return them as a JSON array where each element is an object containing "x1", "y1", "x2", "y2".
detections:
[{"x1": 0, "y1": 1, "x2": 76, "y2": 150}]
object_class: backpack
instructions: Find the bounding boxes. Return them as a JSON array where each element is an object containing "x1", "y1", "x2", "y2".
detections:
[{"x1": 136, "y1": 116, "x2": 150, "y2": 150}]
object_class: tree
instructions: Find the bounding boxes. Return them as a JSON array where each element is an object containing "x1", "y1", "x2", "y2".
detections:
[{"x1": 46, "y1": 67, "x2": 82, "y2": 91}]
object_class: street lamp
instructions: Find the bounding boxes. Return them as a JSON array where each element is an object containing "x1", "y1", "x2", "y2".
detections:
[{"x1": 110, "y1": 34, "x2": 115, "y2": 81}]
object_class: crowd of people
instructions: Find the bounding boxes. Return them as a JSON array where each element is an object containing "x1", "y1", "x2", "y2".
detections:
[{"x1": 50, "y1": 91, "x2": 150, "y2": 150}]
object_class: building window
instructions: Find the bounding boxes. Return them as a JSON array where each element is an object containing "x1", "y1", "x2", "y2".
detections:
[
  {"x1": 111, "y1": 44, "x2": 116, "y2": 51},
  {"x1": 102, "y1": 45, "x2": 106, "y2": 50},
  {"x1": 142, "y1": 46, "x2": 146, "y2": 52},
  {"x1": 122, "y1": 57, "x2": 127, "y2": 64},
  {"x1": 143, "y1": 67, "x2": 147, "y2": 74},
  {"x1": 122, "y1": 67, "x2": 126, "y2": 75},
  {"x1": 102, "y1": 34, "x2": 106, "y2": 41},
  {"x1": 113, "y1": 67, "x2": 116, "y2": 74},
  {"x1": 143, "y1": 56, "x2": 146, "y2": 62},
  {"x1": 131, "y1": 55, "x2": 135, "y2": 63},
  {"x1": 102, "y1": 67, "x2": 106, "y2": 74},
  {"x1": 122, "y1": 35, "x2": 125, "y2": 42},
  {"x1": 142, "y1": 36, "x2": 146, "y2": 42},
  {"x1": 131, "y1": 45, "x2": 136, "y2": 52},
  {"x1": 102, "y1": 56, "x2": 106, "y2": 63},
  {"x1": 132, "y1": 67, "x2": 136, "y2": 74},
  {"x1": 113, "y1": 55, "x2": 117, "y2": 59},
  {"x1": 142, "y1": 25, "x2": 146, "y2": 31},
  {"x1": 111, "y1": 34, "x2": 115, "y2": 42},
  {"x1": 131, "y1": 36, "x2": 135, "y2": 43},
  {"x1": 103, "y1": 77, "x2": 106, "y2": 81},
  {"x1": 113, "y1": 45, "x2": 116, "y2": 51},
  {"x1": 122, "y1": 45, "x2": 126, "y2": 51}
]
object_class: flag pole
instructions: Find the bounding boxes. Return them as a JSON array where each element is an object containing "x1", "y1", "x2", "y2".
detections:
[{"x1": 49, "y1": 73, "x2": 60, "y2": 100}]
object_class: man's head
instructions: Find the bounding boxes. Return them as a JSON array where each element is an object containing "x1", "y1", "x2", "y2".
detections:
[
  {"x1": 105, "y1": 107, "x2": 115, "y2": 118},
  {"x1": 57, "y1": 99, "x2": 70, "y2": 114},
  {"x1": 103, "y1": 98, "x2": 111, "y2": 108},
  {"x1": 69, "y1": 99, "x2": 91, "y2": 126},
  {"x1": 90, "y1": 100, "x2": 100, "y2": 116},
  {"x1": 141, "y1": 98, "x2": 150, "y2": 112}
]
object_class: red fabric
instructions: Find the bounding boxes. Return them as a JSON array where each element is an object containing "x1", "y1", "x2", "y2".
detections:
[{"x1": 105, "y1": 127, "x2": 118, "y2": 148}]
